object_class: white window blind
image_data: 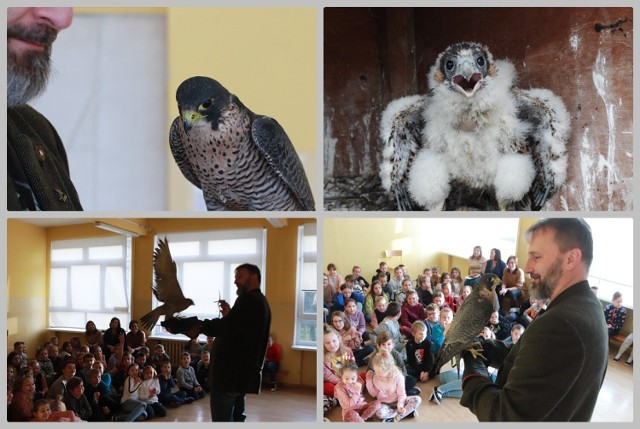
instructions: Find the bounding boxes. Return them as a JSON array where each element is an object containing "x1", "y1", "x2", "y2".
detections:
[
  {"x1": 49, "y1": 236, "x2": 132, "y2": 330},
  {"x1": 150, "y1": 228, "x2": 266, "y2": 340}
]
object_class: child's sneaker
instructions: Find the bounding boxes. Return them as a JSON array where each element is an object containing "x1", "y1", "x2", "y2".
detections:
[{"x1": 323, "y1": 395, "x2": 338, "y2": 413}]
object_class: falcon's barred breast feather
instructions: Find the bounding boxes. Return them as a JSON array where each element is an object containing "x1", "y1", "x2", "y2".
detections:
[
  {"x1": 139, "y1": 237, "x2": 195, "y2": 331},
  {"x1": 380, "y1": 42, "x2": 570, "y2": 211},
  {"x1": 433, "y1": 273, "x2": 501, "y2": 374},
  {"x1": 170, "y1": 76, "x2": 315, "y2": 211}
]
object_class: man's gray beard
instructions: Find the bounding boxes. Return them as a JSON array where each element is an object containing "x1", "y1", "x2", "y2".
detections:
[
  {"x1": 530, "y1": 257, "x2": 563, "y2": 301},
  {"x1": 7, "y1": 48, "x2": 52, "y2": 108}
]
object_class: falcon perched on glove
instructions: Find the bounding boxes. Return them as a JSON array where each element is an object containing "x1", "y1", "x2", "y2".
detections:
[
  {"x1": 432, "y1": 273, "x2": 501, "y2": 375},
  {"x1": 169, "y1": 76, "x2": 315, "y2": 211},
  {"x1": 379, "y1": 42, "x2": 570, "y2": 211}
]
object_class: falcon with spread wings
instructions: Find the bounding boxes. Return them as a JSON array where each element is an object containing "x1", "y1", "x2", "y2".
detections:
[{"x1": 139, "y1": 237, "x2": 195, "y2": 331}]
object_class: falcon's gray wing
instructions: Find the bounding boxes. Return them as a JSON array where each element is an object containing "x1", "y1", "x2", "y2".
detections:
[
  {"x1": 140, "y1": 238, "x2": 193, "y2": 331},
  {"x1": 169, "y1": 117, "x2": 202, "y2": 190},
  {"x1": 379, "y1": 95, "x2": 428, "y2": 211},
  {"x1": 251, "y1": 116, "x2": 315, "y2": 211},
  {"x1": 434, "y1": 274, "x2": 500, "y2": 373},
  {"x1": 513, "y1": 87, "x2": 570, "y2": 210}
]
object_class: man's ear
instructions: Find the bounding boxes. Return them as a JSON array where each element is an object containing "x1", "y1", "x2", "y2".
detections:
[{"x1": 564, "y1": 248, "x2": 583, "y2": 271}]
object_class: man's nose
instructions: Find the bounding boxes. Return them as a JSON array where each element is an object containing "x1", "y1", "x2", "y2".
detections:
[
  {"x1": 523, "y1": 259, "x2": 534, "y2": 274},
  {"x1": 34, "y1": 7, "x2": 73, "y2": 31}
]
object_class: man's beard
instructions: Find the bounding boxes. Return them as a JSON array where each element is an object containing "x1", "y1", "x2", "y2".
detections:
[
  {"x1": 7, "y1": 23, "x2": 58, "y2": 107},
  {"x1": 530, "y1": 257, "x2": 563, "y2": 301}
]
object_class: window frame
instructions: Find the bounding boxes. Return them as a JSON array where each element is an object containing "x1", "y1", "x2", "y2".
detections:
[
  {"x1": 293, "y1": 223, "x2": 317, "y2": 350},
  {"x1": 48, "y1": 236, "x2": 132, "y2": 330},
  {"x1": 148, "y1": 228, "x2": 267, "y2": 341}
]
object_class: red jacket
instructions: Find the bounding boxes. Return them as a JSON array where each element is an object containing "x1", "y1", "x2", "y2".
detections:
[{"x1": 265, "y1": 343, "x2": 282, "y2": 363}]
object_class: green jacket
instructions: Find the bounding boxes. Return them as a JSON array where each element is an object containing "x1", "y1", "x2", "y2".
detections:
[
  {"x1": 461, "y1": 281, "x2": 608, "y2": 421},
  {"x1": 7, "y1": 106, "x2": 82, "y2": 210}
]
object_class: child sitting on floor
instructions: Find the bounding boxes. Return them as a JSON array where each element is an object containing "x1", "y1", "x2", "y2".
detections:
[
  {"x1": 405, "y1": 321, "x2": 434, "y2": 385},
  {"x1": 365, "y1": 349, "x2": 421, "y2": 422},
  {"x1": 334, "y1": 362, "x2": 377, "y2": 422},
  {"x1": 323, "y1": 324, "x2": 353, "y2": 397}
]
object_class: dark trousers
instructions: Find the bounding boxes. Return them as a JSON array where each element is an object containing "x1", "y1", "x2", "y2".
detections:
[
  {"x1": 264, "y1": 361, "x2": 279, "y2": 383},
  {"x1": 210, "y1": 391, "x2": 246, "y2": 422}
]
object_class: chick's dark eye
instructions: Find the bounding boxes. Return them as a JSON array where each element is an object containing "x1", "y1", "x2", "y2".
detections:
[
  {"x1": 445, "y1": 60, "x2": 455, "y2": 71},
  {"x1": 477, "y1": 56, "x2": 485, "y2": 67}
]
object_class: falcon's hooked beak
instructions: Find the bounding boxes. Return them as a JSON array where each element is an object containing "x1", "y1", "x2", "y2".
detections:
[
  {"x1": 491, "y1": 276, "x2": 503, "y2": 291},
  {"x1": 452, "y1": 57, "x2": 483, "y2": 98},
  {"x1": 180, "y1": 109, "x2": 204, "y2": 135}
]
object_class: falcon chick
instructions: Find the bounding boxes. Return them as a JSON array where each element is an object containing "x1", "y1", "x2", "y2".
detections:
[
  {"x1": 139, "y1": 238, "x2": 195, "y2": 331},
  {"x1": 170, "y1": 76, "x2": 315, "y2": 211},
  {"x1": 433, "y1": 273, "x2": 501, "y2": 374},
  {"x1": 380, "y1": 42, "x2": 570, "y2": 211}
]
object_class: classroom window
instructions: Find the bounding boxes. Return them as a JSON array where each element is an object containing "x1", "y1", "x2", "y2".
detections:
[
  {"x1": 585, "y1": 218, "x2": 633, "y2": 308},
  {"x1": 49, "y1": 236, "x2": 132, "y2": 330},
  {"x1": 294, "y1": 223, "x2": 317, "y2": 349},
  {"x1": 149, "y1": 228, "x2": 266, "y2": 340}
]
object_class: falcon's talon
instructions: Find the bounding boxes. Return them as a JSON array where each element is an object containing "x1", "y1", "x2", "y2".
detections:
[{"x1": 467, "y1": 341, "x2": 487, "y2": 361}]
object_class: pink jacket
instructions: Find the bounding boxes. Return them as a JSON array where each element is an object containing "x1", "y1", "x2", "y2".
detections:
[
  {"x1": 335, "y1": 378, "x2": 367, "y2": 418},
  {"x1": 339, "y1": 326, "x2": 362, "y2": 351},
  {"x1": 366, "y1": 371, "x2": 406, "y2": 408}
]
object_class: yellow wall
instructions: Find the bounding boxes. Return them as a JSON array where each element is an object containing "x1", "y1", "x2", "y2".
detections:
[
  {"x1": 71, "y1": 7, "x2": 318, "y2": 211},
  {"x1": 323, "y1": 217, "x2": 541, "y2": 282},
  {"x1": 7, "y1": 218, "x2": 316, "y2": 388},
  {"x1": 6, "y1": 220, "x2": 49, "y2": 353},
  {"x1": 166, "y1": 8, "x2": 318, "y2": 210},
  {"x1": 323, "y1": 218, "x2": 443, "y2": 281}
]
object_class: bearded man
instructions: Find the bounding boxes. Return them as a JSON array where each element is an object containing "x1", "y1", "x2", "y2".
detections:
[
  {"x1": 7, "y1": 7, "x2": 82, "y2": 210},
  {"x1": 460, "y1": 218, "x2": 608, "y2": 421},
  {"x1": 164, "y1": 263, "x2": 271, "y2": 422}
]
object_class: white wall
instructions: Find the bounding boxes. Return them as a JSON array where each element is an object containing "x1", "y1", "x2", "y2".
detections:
[{"x1": 31, "y1": 13, "x2": 168, "y2": 210}]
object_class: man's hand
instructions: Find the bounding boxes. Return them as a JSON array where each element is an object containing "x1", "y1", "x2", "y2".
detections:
[
  {"x1": 461, "y1": 337, "x2": 511, "y2": 388},
  {"x1": 218, "y1": 299, "x2": 231, "y2": 317},
  {"x1": 161, "y1": 316, "x2": 202, "y2": 339},
  {"x1": 482, "y1": 338, "x2": 512, "y2": 368},
  {"x1": 462, "y1": 347, "x2": 490, "y2": 388}
]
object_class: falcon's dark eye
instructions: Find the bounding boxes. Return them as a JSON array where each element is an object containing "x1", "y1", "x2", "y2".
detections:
[
  {"x1": 445, "y1": 60, "x2": 455, "y2": 71},
  {"x1": 477, "y1": 56, "x2": 486, "y2": 67},
  {"x1": 201, "y1": 99, "x2": 212, "y2": 109}
]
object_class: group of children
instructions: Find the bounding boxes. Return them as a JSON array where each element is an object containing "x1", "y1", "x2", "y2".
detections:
[
  {"x1": 7, "y1": 335, "x2": 212, "y2": 422},
  {"x1": 9, "y1": 328, "x2": 285, "y2": 423},
  {"x1": 323, "y1": 261, "x2": 531, "y2": 422}
]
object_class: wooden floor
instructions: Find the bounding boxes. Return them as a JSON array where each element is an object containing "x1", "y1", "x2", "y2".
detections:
[
  {"x1": 153, "y1": 384, "x2": 316, "y2": 422},
  {"x1": 324, "y1": 349, "x2": 633, "y2": 422}
]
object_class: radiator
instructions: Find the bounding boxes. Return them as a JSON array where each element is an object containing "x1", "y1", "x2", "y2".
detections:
[{"x1": 157, "y1": 339, "x2": 185, "y2": 370}]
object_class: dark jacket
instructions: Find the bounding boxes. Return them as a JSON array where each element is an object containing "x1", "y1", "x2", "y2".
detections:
[
  {"x1": 63, "y1": 390, "x2": 93, "y2": 421},
  {"x1": 8, "y1": 106, "x2": 82, "y2": 210},
  {"x1": 201, "y1": 288, "x2": 271, "y2": 394},
  {"x1": 461, "y1": 281, "x2": 608, "y2": 421}
]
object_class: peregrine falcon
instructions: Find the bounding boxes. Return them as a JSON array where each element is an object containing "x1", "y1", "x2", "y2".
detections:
[
  {"x1": 139, "y1": 237, "x2": 195, "y2": 331},
  {"x1": 379, "y1": 42, "x2": 570, "y2": 211},
  {"x1": 433, "y1": 273, "x2": 501, "y2": 374},
  {"x1": 170, "y1": 76, "x2": 315, "y2": 211}
]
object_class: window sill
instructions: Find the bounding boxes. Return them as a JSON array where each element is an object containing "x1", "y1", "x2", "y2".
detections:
[{"x1": 291, "y1": 345, "x2": 316, "y2": 352}]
